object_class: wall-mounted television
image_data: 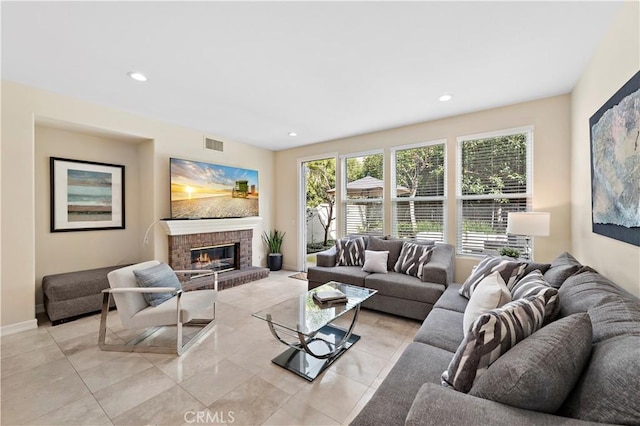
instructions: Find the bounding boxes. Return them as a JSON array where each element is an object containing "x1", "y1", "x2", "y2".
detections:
[{"x1": 170, "y1": 157, "x2": 259, "y2": 219}]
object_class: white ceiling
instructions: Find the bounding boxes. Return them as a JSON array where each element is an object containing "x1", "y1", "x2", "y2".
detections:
[{"x1": 1, "y1": 1, "x2": 623, "y2": 151}]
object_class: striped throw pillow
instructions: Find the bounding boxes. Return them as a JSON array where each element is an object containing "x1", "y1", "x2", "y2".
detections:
[
  {"x1": 393, "y1": 242, "x2": 435, "y2": 279},
  {"x1": 442, "y1": 294, "x2": 546, "y2": 393},
  {"x1": 511, "y1": 269, "x2": 560, "y2": 324},
  {"x1": 335, "y1": 237, "x2": 366, "y2": 266},
  {"x1": 459, "y1": 256, "x2": 526, "y2": 299}
]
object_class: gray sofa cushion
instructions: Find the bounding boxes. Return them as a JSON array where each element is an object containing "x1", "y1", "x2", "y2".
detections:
[
  {"x1": 469, "y1": 313, "x2": 592, "y2": 413},
  {"x1": 555, "y1": 269, "x2": 640, "y2": 425},
  {"x1": 421, "y1": 243, "x2": 455, "y2": 285},
  {"x1": 413, "y1": 308, "x2": 464, "y2": 353},
  {"x1": 365, "y1": 272, "x2": 444, "y2": 305},
  {"x1": 432, "y1": 284, "x2": 467, "y2": 313},
  {"x1": 362, "y1": 294, "x2": 432, "y2": 321},
  {"x1": 368, "y1": 237, "x2": 404, "y2": 271},
  {"x1": 315, "y1": 246, "x2": 336, "y2": 267},
  {"x1": 350, "y1": 342, "x2": 453, "y2": 426},
  {"x1": 406, "y1": 383, "x2": 596, "y2": 426},
  {"x1": 543, "y1": 252, "x2": 582, "y2": 288},
  {"x1": 559, "y1": 269, "x2": 640, "y2": 343},
  {"x1": 307, "y1": 265, "x2": 370, "y2": 287},
  {"x1": 521, "y1": 260, "x2": 552, "y2": 277},
  {"x1": 559, "y1": 335, "x2": 640, "y2": 425}
]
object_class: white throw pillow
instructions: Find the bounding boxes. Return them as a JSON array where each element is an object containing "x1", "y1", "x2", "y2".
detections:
[
  {"x1": 362, "y1": 250, "x2": 389, "y2": 274},
  {"x1": 463, "y1": 271, "x2": 512, "y2": 337}
]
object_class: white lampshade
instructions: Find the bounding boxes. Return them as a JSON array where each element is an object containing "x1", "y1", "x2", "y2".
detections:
[{"x1": 506, "y1": 212, "x2": 550, "y2": 237}]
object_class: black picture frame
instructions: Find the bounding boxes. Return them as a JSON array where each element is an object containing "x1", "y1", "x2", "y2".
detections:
[
  {"x1": 589, "y1": 70, "x2": 640, "y2": 247},
  {"x1": 50, "y1": 157, "x2": 125, "y2": 232}
]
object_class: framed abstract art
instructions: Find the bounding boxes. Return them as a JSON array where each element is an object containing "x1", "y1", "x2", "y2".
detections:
[{"x1": 589, "y1": 70, "x2": 640, "y2": 246}]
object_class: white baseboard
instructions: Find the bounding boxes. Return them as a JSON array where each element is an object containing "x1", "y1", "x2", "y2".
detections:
[
  {"x1": 36, "y1": 304, "x2": 45, "y2": 314},
  {"x1": 0, "y1": 319, "x2": 38, "y2": 337}
]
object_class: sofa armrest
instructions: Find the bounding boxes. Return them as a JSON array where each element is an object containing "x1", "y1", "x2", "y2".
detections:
[
  {"x1": 406, "y1": 383, "x2": 603, "y2": 426},
  {"x1": 421, "y1": 243, "x2": 455, "y2": 286},
  {"x1": 315, "y1": 246, "x2": 337, "y2": 267}
]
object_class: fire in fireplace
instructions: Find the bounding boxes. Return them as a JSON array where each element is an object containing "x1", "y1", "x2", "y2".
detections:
[{"x1": 190, "y1": 243, "x2": 238, "y2": 274}]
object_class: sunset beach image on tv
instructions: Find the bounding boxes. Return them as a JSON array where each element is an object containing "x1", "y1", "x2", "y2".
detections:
[{"x1": 170, "y1": 158, "x2": 259, "y2": 219}]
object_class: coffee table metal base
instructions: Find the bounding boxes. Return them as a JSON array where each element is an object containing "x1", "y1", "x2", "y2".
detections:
[{"x1": 271, "y1": 324, "x2": 360, "y2": 382}]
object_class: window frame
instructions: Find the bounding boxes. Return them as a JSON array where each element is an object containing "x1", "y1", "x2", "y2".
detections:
[
  {"x1": 390, "y1": 139, "x2": 447, "y2": 242},
  {"x1": 456, "y1": 126, "x2": 534, "y2": 257},
  {"x1": 340, "y1": 149, "x2": 385, "y2": 237}
]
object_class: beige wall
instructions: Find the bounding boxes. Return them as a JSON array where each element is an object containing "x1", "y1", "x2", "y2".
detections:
[
  {"x1": 275, "y1": 95, "x2": 573, "y2": 282},
  {"x1": 34, "y1": 126, "x2": 143, "y2": 306},
  {"x1": 1, "y1": 81, "x2": 275, "y2": 328},
  {"x1": 571, "y1": 1, "x2": 640, "y2": 296}
]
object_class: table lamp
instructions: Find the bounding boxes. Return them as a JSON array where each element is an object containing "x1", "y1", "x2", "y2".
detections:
[{"x1": 506, "y1": 212, "x2": 550, "y2": 260}]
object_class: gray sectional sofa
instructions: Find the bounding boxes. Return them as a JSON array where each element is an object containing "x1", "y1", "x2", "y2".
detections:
[
  {"x1": 308, "y1": 237, "x2": 455, "y2": 320},
  {"x1": 351, "y1": 253, "x2": 640, "y2": 426}
]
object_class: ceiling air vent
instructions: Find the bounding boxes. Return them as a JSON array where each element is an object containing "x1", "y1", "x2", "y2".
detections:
[{"x1": 204, "y1": 137, "x2": 224, "y2": 152}]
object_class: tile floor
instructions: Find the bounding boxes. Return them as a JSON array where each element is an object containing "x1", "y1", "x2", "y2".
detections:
[{"x1": 1, "y1": 270, "x2": 421, "y2": 425}]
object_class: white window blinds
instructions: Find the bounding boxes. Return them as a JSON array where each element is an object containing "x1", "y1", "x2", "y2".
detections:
[
  {"x1": 342, "y1": 152, "x2": 384, "y2": 236},
  {"x1": 392, "y1": 142, "x2": 446, "y2": 242},
  {"x1": 457, "y1": 128, "x2": 533, "y2": 256}
]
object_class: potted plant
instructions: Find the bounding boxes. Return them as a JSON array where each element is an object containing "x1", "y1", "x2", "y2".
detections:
[
  {"x1": 498, "y1": 247, "x2": 521, "y2": 259},
  {"x1": 262, "y1": 229, "x2": 286, "y2": 271}
]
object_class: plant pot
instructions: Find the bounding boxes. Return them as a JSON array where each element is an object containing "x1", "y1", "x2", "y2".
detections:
[{"x1": 267, "y1": 253, "x2": 283, "y2": 271}]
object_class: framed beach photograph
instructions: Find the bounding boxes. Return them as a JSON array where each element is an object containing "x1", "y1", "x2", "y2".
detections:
[{"x1": 50, "y1": 157, "x2": 125, "y2": 232}]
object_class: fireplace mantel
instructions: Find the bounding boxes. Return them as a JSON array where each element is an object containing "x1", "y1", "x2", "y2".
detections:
[{"x1": 161, "y1": 217, "x2": 263, "y2": 236}]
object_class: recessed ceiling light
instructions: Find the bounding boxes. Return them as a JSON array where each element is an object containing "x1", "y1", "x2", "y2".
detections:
[
  {"x1": 438, "y1": 94, "x2": 453, "y2": 102},
  {"x1": 288, "y1": 132, "x2": 297, "y2": 137},
  {"x1": 127, "y1": 72, "x2": 147, "y2": 82}
]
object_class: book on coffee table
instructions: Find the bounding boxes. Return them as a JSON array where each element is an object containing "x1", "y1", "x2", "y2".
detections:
[{"x1": 313, "y1": 289, "x2": 348, "y2": 304}]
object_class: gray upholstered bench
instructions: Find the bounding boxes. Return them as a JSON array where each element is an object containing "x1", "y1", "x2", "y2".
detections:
[{"x1": 42, "y1": 265, "x2": 129, "y2": 325}]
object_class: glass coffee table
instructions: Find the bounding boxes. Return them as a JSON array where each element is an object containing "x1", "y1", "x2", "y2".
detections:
[{"x1": 252, "y1": 281, "x2": 377, "y2": 381}]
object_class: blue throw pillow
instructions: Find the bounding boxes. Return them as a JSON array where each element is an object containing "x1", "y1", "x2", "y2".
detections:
[{"x1": 133, "y1": 262, "x2": 182, "y2": 307}]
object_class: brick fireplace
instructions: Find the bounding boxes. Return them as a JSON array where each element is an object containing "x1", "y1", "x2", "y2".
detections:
[
  {"x1": 162, "y1": 218, "x2": 269, "y2": 291},
  {"x1": 168, "y1": 230, "x2": 253, "y2": 272}
]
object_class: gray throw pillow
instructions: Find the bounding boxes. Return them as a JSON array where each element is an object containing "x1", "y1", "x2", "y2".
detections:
[
  {"x1": 459, "y1": 256, "x2": 526, "y2": 299},
  {"x1": 133, "y1": 262, "x2": 182, "y2": 307},
  {"x1": 469, "y1": 313, "x2": 593, "y2": 413},
  {"x1": 559, "y1": 335, "x2": 640, "y2": 425},
  {"x1": 543, "y1": 252, "x2": 582, "y2": 288},
  {"x1": 335, "y1": 237, "x2": 366, "y2": 266},
  {"x1": 368, "y1": 237, "x2": 404, "y2": 271},
  {"x1": 442, "y1": 294, "x2": 546, "y2": 393},
  {"x1": 394, "y1": 242, "x2": 434, "y2": 279},
  {"x1": 521, "y1": 261, "x2": 551, "y2": 277}
]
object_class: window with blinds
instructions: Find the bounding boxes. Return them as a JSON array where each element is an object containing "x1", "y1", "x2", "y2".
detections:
[
  {"x1": 456, "y1": 128, "x2": 533, "y2": 256},
  {"x1": 342, "y1": 152, "x2": 384, "y2": 236},
  {"x1": 392, "y1": 142, "x2": 446, "y2": 242}
]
